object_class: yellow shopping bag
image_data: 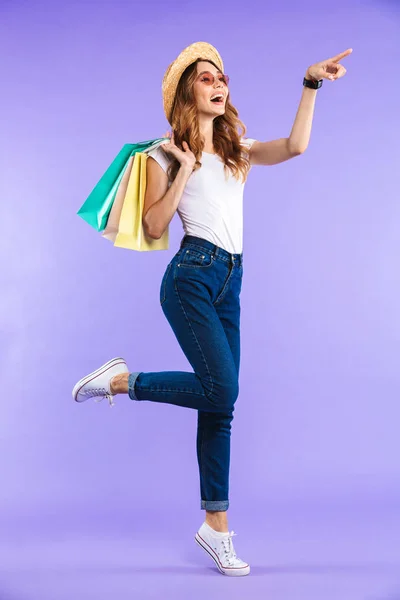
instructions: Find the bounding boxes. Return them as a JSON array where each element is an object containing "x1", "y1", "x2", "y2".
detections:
[{"x1": 114, "y1": 152, "x2": 169, "y2": 251}]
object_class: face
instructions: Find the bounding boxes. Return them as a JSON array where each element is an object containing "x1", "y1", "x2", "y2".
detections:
[{"x1": 192, "y1": 61, "x2": 229, "y2": 118}]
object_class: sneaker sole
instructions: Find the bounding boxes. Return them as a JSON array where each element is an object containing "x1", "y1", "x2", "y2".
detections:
[
  {"x1": 194, "y1": 533, "x2": 250, "y2": 576},
  {"x1": 72, "y1": 357, "x2": 128, "y2": 402}
]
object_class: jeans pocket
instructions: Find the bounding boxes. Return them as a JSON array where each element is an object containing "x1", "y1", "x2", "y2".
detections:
[
  {"x1": 179, "y1": 248, "x2": 213, "y2": 268},
  {"x1": 160, "y1": 261, "x2": 173, "y2": 305}
]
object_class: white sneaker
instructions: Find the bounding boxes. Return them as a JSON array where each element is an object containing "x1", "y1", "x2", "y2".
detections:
[
  {"x1": 72, "y1": 358, "x2": 129, "y2": 407},
  {"x1": 195, "y1": 522, "x2": 250, "y2": 576}
]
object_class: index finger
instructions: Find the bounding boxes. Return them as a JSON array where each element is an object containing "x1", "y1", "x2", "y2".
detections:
[{"x1": 330, "y1": 48, "x2": 353, "y2": 63}]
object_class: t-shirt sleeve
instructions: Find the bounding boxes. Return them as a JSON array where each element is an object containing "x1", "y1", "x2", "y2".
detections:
[
  {"x1": 146, "y1": 144, "x2": 171, "y2": 173},
  {"x1": 240, "y1": 137, "x2": 258, "y2": 149}
]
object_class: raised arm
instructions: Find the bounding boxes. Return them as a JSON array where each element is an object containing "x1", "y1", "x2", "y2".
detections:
[{"x1": 249, "y1": 48, "x2": 352, "y2": 166}]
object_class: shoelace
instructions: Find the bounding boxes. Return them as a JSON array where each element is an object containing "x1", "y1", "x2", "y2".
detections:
[
  {"x1": 82, "y1": 387, "x2": 115, "y2": 407},
  {"x1": 221, "y1": 531, "x2": 238, "y2": 565}
]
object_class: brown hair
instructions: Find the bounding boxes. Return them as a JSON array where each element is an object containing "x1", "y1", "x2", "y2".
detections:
[{"x1": 167, "y1": 59, "x2": 251, "y2": 184}]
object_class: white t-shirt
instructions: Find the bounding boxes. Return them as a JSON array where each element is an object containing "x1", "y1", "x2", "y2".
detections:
[{"x1": 147, "y1": 138, "x2": 257, "y2": 254}]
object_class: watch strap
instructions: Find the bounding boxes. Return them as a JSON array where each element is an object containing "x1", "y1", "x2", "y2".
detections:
[{"x1": 303, "y1": 76, "x2": 323, "y2": 89}]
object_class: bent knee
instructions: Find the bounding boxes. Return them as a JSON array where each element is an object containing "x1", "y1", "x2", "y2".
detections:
[{"x1": 207, "y1": 380, "x2": 239, "y2": 411}]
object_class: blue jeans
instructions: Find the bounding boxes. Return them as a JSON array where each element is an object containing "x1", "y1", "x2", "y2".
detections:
[{"x1": 128, "y1": 235, "x2": 243, "y2": 511}]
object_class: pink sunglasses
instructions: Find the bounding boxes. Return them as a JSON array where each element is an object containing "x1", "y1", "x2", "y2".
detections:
[{"x1": 196, "y1": 71, "x2": 230, "y2": 87}]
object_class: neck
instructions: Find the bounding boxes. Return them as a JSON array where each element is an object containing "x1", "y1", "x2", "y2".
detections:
[{"x1": 198, "y1": 114, "x2": 215, "y2": 152}]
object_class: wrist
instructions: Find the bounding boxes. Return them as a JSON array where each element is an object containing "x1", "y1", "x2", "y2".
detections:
[
  {"x1": 179, "y1": 164, "x2": 194, "y2": 176},
  {"x1": 303, "y1": 71, "x2": 322, "y2": 90}
]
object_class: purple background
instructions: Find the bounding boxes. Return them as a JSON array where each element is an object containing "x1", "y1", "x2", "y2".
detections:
[{"x1": 2, "y1": 0, "x2": 400, "y2": 598}]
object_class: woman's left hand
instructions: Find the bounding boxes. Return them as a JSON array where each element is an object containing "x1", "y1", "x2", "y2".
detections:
[{"x1": 306, "y1": 48, "x2": 353, "y2": 82}]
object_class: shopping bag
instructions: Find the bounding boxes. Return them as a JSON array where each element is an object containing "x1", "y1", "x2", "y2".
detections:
[
  {"x1": 114, "y1": 152, "x2": 169, "y2": 251},
  {"x1": 102, "y1": 155, "x2": 135, "y2": 242},
  {"x1": 77, "y1": 138, "x2": 167, "y2": 231}
]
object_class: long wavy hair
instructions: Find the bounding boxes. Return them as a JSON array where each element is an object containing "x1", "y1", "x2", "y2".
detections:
[{"x1": 167, "y1": 58, "x2": 251, "y2": 184}]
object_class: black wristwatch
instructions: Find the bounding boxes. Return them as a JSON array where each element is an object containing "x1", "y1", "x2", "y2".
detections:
[{"x1": 303, "y1": 76, "x2": 323, "y2": 89}]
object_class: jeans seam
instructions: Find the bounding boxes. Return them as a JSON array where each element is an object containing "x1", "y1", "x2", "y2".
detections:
[
  {"x1": 160, "y1": 261, "x2": 173, "y2": 306},
  {"x1": 137, "y1": 386, "x2": 206, "y2": 396},
  {"x1": 173, "y1": 268, "x2": 214, "y2": 400},
  {"x1": 213, "y1": 264, "x2": 234, "y2": 307}
]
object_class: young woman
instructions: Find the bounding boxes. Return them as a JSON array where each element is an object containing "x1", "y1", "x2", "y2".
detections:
[{"x1": 72, "y1": 41, "x2": 351, "y2": 577}]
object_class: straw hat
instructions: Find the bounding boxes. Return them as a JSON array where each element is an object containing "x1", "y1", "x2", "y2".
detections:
[{"x1": 162, "y1": 41, "x2": 224, "y2": 125}]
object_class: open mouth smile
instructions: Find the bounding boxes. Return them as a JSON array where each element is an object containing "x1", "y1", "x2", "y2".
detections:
[{"x1": 210, "y1": 93, "x2": 225, "y2": 106}]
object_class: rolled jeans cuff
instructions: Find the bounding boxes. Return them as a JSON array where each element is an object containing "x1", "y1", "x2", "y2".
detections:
[
  {"x1": 201, "y1": 500, "x2": 229, "y2": 511},
  {"x1": 128, "y1": 372, "x2": 141, "y2": 400}
]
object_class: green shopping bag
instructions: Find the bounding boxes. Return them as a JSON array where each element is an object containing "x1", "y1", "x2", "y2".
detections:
[{"x1": 77, "y1": 138, "x2": 167, "y2": 231}]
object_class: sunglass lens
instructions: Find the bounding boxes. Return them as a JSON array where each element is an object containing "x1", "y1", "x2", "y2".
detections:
[
  {"x1": 201, "y1": 73, "x2": 214, "y2": 84},
  {"x1": 217, "y1": 73, "x2": 229, "y2": 85}
]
